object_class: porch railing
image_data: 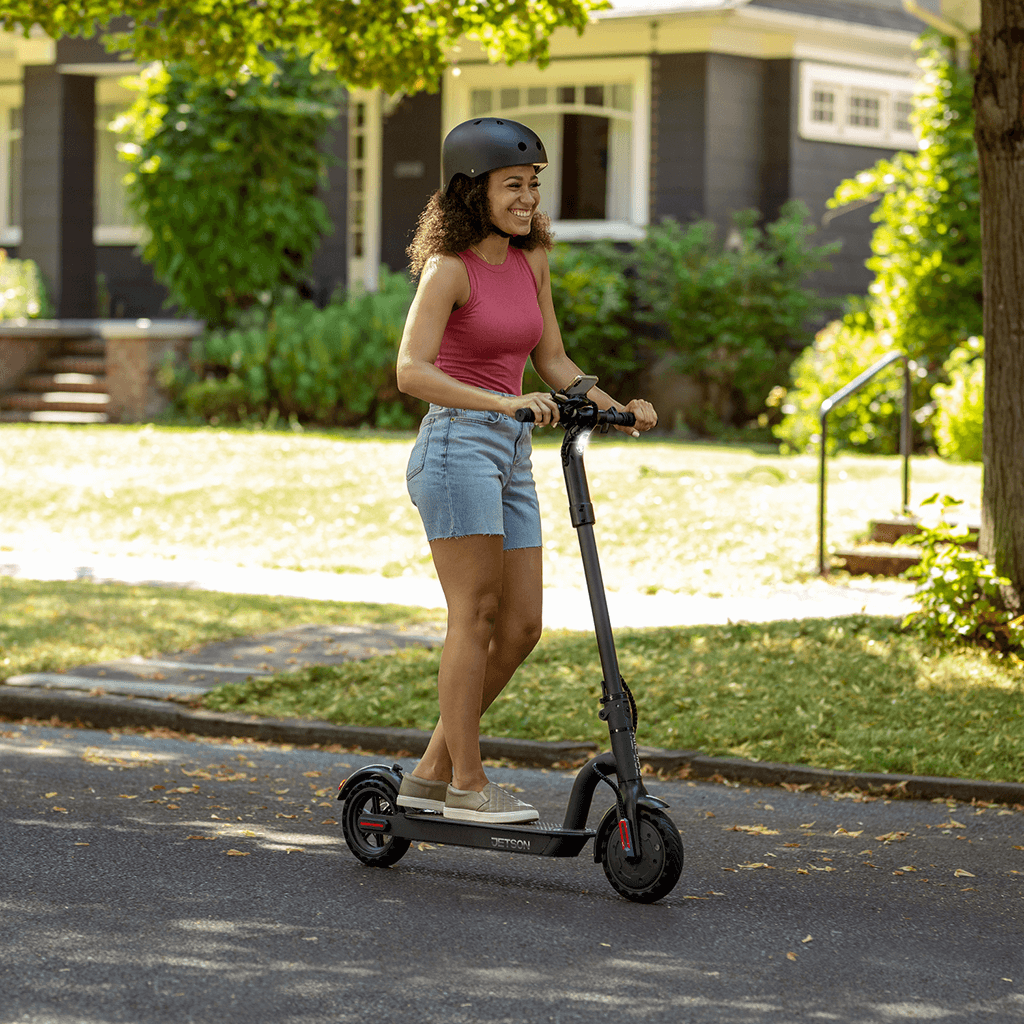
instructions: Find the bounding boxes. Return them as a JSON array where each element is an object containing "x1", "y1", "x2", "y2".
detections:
[{"x1": 818, "y1": 351, "x2": 913, "y2": 575}]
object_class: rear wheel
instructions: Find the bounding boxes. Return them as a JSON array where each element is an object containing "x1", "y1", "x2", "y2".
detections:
[
  {"x1": 598, "y1": 808, "x2": 683, "y2": 903},
  {"x1": 341, "y1": 778, "x2": 411, "y2": 867}
]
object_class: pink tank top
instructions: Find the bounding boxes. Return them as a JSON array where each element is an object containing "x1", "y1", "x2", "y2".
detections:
[{"x1": 434, "y1": 247, "x2": 544, "y2": 397}]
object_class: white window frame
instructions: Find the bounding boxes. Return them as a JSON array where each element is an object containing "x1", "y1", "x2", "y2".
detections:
[
  {"x1": 799, "y1": 62, "x2": 917, "y2": 150},
  {"x1": 444, "y1": 57, "x2": 650, "y2": 242},
  {"x1": 0, "y1": 82, "x2": 22, "y2": 246},
  {"x1": 347, "y1": 88, "x2": 383, "y2": 293},
  {"x1": 94, "y1": 75, "x2": 143, "y2": 246}
]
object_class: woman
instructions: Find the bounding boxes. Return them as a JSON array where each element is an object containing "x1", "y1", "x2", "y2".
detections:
[{"x1": 395, "y1": 117, "x2": 658, "y2": 824}]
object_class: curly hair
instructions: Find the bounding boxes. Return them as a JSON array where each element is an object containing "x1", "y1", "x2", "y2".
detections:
[{"x1": 406, "y1": 172, "x2": 553, "y2": 277}]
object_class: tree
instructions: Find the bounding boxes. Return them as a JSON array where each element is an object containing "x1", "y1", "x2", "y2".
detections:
[
  {"x1": 974, "y1": 0, "x2": 1024, "y2": 613},
  {"x1": 0, "y1": 1, "x2": 604, "y2": 91}
]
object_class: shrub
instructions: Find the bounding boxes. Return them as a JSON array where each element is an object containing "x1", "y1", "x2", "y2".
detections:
[
  {"x1": 525, "y1": 241, "x2": 638, "y2": 396},
  {"x1": 629, "y1": 201, "x2": 838, "y2": 430},
  {"x1": 932, "y1": 335, "x2": 983, "y2": 463},
  {"x1": 168, "y1": 269, "x2": 419, "y2": 427},
  {"x1": 900, "y1": 494, "x2": 1024, "y2": 651},
  {"x1": 0, "y1": 251, "x2": 52, "y2": 319},
  {"x1": 117, "y1": 58, "x2": 342, "y2": 327}
]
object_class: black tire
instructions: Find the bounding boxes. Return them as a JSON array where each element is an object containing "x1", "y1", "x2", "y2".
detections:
[
  {"x1": 598, "y1": 808, "x2": 684, "y2": 903},
  {"x1": 341, "y1": 778, "x2": 411, "y2": 868}
]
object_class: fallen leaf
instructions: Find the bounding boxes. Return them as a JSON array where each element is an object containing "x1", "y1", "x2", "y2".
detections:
[
  {"x1": 796, "y1": 869, "x2": 809, "y2": 875},
  {"x1": 875, "y1": 831, "x2": 909, "y2": 843},
  {"x1": 786, "y1": 952, "x2": 798, "y2": 961},
  {"x1": 737, "y1": 862, "x2": 774, "y2": 870},
  {"x1": 186, "y1": 835, "x2": 215, "y2": 841},
  {"x1": 954, "y1": 869, "x2": 975, "y2": 877},
  {"x1": 168, "y1": 787, "x2": 196, "y2": 794},
  {"x1": 1013, "y1": 846, "x2": 1024, "y2": 851},
  {"x1": 74, "y1": 842, "x2": 89, "y2": 846},
  {"x1": 150, "y1": 785, "x2": 165, "y2": 791},
  {"x1": 808, "y1": 865, "x2": 835, "y2": 872},
  {"x1": 44, "y1": 792, "x2": 57, "y2": 798},
  {"x1": 801, "y1": 935, "x2": 813, "y2": 943},
  {"x1": 729, "y1": 824, "x2": 780, "y2": 836},
  {"x1": 783, "y1": 843, "x2": 801, "y2": 848},
  {"x1": 899, "y1": 865, "x2": 917, "y2": 872},
  {"x1": 302, "y1": 772, "x2": 322, "y2": 778},
  {"x1": 834, "y1": 828, "x2": 864, "y2": 837},
  {"x1": 944, "y1": 819, "x2": 967, "y2": 829},
  {"x1": 118, "y1": 795, "x2": 137, "y2": 800},
  {"x1": 799, "y1": 822, "x2": 816, "y2": 829},
  {"x1": 225, "y1": 849, "x2": 250, "y2": 857},
  {"x1": 52, "y1": 807, "x2": 67, "y2": 813},
  {"x1": 276, "y1": 813, "x2": 298, "y2": 820}
]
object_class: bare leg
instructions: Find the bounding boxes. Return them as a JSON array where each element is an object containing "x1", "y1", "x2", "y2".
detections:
[{"x1": 413, "y1": 541, "x2": 543, "y2": 792}]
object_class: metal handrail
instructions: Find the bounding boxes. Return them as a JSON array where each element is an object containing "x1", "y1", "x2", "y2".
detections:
[{"x1": 818, "y1": 351, "x2": 913, "y2": 575}]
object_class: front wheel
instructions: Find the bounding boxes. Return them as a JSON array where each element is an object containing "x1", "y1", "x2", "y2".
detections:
[
  {"x1": 341, "y1": 778, "x2": 411, "y2": 867},
  {"x1": 597, "y1": 808, "x2": 683, "y2": 903}
]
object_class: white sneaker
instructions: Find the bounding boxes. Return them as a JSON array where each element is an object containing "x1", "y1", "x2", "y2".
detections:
[{"x1": 443, "y1": 782, "x2": 540, "y2": 824}]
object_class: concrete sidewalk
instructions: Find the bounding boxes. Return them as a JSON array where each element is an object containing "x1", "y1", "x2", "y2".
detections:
[{"x1": 0, "y1": 546, "x2": 917, "y2": 631}]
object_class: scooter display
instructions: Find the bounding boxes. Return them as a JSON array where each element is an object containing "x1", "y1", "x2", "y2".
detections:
[{"x1": 337, "y1": 380, "x2": 683, "y2": 903}]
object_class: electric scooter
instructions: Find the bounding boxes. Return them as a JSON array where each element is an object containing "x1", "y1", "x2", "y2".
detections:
[{"x1": 337, "y1": 376, "x2": 683, "y2": 903}]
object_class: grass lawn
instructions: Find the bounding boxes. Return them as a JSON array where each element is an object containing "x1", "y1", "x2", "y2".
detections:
[
  {"x1": 204, "y1": 616, "x2": 1024, "y2": 784},
  {"x1": 0, "y1": 422, "x2": 982, "y2": 598},
  {"x1": 0, "y1": 577, "x2": 441, "y2": 681}
]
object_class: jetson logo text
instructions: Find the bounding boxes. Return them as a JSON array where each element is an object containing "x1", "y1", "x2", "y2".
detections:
[{"x1": 491, "y1": 836, "x2": 531, "y2": 851}]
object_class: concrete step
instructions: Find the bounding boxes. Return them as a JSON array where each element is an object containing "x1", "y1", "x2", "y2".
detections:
[
  {"x1": 63, "y1": 337, "x2": 105, "y2": 356},
  {"x1": 834, "y1": 545, "x2": 922, "y2": 576},
  {"x1": 1, "y1": 390, "x2": 110, "y2": 413},
  {"x1": 870, "y1": 516, "x2": 979, "y2": 550},
  {"x1": 24, "y1": 372, "x2": 108, "y2": 394},
  {"x1": 43, "y1": 355, "x2": 106, "y2": 375}
]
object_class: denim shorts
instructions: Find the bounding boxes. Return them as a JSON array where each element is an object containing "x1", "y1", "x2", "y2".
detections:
[{"x1": 406, "y1": 401, "x2": 542, "y2": 550}]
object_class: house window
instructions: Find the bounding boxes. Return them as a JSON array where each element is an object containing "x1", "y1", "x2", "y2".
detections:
[
  {"x1": 451, "y1": 58, "x2": 649, "y2": 241},
  {"x1": 799, "y1": 63, "x2": 917, "y2": 149},
  {"x1": 95, "y1": 77, "x2": 141, "y2": 244},
  {"x1": 0, "y1": 85, "x2": 21, "y2": 245},
  {"x1": 347, "y1": 89, "x2": 382, "y2": 291}
]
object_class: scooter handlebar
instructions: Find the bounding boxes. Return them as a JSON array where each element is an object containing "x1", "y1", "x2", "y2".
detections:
[{"x1": 515, "y1": 406, "x2": 636, "y2": 427}]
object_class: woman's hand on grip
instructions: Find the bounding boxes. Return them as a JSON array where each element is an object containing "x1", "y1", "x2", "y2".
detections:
[{"x1": 506, "y1": 392, "x2": 561, "y2": 426}]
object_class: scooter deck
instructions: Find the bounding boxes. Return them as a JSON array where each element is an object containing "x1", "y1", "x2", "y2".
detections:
[{"x1": 365, "y1": 809, "x2": 596, "y2": 858}]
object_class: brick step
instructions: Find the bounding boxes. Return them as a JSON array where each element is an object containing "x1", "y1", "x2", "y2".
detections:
[
  {"x1": 63, "y1": 337, "x2": 105, "y2": 356},
  {"x1": 834, "y1": 545, "x2": 922, "y2": 576},
  {"x1": 870, "y1": 516, "x2": 979, "y2": 549},
  {"x1": 43, "y1": 355, "x2": 106, "y2": 375},
  {"x1": 24, "y1": 372, "x2": 108, "y2": 394},
  {"x1": 1, "y1": 391, "x2": 110, "y2": 413}
]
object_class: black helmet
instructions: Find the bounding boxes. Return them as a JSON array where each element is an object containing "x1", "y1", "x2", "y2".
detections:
[{"x1": 441, "y1": 117, "x2": 548, "y2": 193}]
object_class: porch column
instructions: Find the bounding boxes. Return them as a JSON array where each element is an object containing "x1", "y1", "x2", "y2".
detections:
[{"x1": 19, "y1": 67, "x2": 96, "y2": 317}]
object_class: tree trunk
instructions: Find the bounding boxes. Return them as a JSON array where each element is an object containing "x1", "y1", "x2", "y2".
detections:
[{"x1": 974, "y1": 0, "x2": 1024, "y2": 614}]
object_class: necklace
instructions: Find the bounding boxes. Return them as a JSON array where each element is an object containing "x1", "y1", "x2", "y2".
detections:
[{"x1": 470, "y1": 243, "x2": 505, "y2": 266}]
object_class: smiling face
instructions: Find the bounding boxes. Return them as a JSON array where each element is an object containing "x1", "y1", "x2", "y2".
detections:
[{"x1": 486, "y1": 164, "x2": 541, "y2": 236}]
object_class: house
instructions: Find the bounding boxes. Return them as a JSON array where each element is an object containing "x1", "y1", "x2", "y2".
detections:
[{"x1": 0, "y1": 0, "x2": 948, "y2": 320}]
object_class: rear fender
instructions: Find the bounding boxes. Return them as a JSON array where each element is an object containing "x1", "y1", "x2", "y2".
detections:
[{"x1": 337, "y1": 763, "x2": 403, "y2": 802}]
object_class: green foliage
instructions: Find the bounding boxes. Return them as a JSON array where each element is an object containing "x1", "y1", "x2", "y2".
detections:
[
  {"x1": 774, "y1": 40, "x2": 980, "y2": 454},
  {"x1": 1, "y1": 1, "x2": 604, "y2": 92},
  {"x1": 526, "y1": 241, "x2": 638, "y2": 395},
  {"x1": 0, "y1": 250, "x2": 52, "y2": 319},
  {"x1": 770, "y1": 311, "x2": 912, "y2": 455},
  {"x1": 900, "y1": 494, "x2": 1024, "y2": 652},
  {"x1": 932, "y1": 335, "x2": 984, "y2": 463},
  {"x1": 630, "y1": 201, "x2": 839, "y2": 429},
  {"x1": 169, "y1": 269, "x2": 418, "y2": 427},
  {"x1": 116, "y1": 58, "x2": 341, "y2": 327},
  {"x1": 829, "y1": 41, "x2": 981, "y2": 368}
]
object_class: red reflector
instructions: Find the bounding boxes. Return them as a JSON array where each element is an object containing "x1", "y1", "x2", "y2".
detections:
[
  {"x1": 618, "y1": 818, "x2": 633, "y2": 856},
  {"x1": 359, "y1": 819, "x2": 385, "y2": 830}
]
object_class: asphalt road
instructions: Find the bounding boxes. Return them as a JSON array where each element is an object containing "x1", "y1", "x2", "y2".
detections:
[{"x1": 2, "y1": 722, "x2": 1022, "y2": 1024}]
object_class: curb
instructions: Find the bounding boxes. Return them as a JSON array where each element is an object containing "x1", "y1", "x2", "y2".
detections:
[{"x1": 3, "y1": 685, "x2": 1023, "y2": 805}]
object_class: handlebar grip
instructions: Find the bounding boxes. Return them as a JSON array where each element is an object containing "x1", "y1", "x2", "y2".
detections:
[
  {"x1": 601, "y1": 408, "x2": 636, "y2": 427},
  {"x1": 514, "y1": 408, "x2": 535, "y2": 422}
]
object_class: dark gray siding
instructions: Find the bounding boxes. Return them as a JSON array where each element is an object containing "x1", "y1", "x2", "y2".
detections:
[
  {"x1": 704, "y1": 53, "x2": 765, "y2": 228},
  {"x1": 96, "y1": 247, "x2": 170, "y2": 318},
  {"x1": 380, "y1": 92, "x2": 442, "y2": 274},
  {"x1": 650, "y1": 53, "x2": 707, "y2": 224},
  {"x1": 20, "y1": 68, "x2": 96, "y2": 317}
]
